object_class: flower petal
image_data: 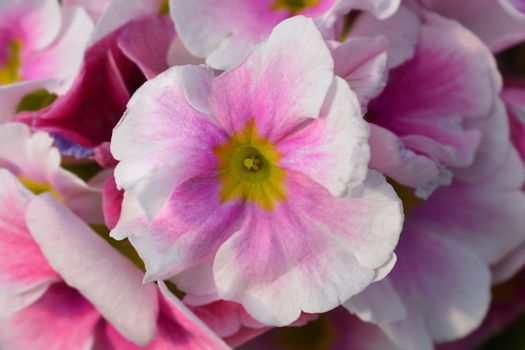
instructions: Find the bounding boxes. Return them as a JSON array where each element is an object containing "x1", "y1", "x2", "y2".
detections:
[
  {"x1": 413, "y1": 147, "x2": 525, "y2": 265},
  {"x1": 278, "y1": 77, "x2": 369, "y2": 196},
  {"x1": 0, "y1": 283, "x2": 100, "y2": 350},
  {"x1": 213, "y1": 171, "x2": 402, "y2": 326},
  {"x1": 26, "y1": 193, "x2": 159, "y2": 345},
  {"x1": 112, "y1": 177, "x2": 244, "y2": 282},
  {"x1": 209, "y1": 16, "x2": 334, "y2": 142},
  {"x1": 330, "y1": 36, "x2": 388, "y2": 110},
  {"x1": 0, "y1": 170, "x2": 58, "y2": 316}
]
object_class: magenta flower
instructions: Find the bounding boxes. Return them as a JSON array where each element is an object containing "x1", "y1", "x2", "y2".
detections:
[
  {"x1": 19, "y1": 0, "x2": 175, "y2": 148},
  {"x1": 349, "y1": 6, "x2": 504, "y2": 195},
  {"x1": 111, "y1": 17, "x2": 403, "y2": 326}
]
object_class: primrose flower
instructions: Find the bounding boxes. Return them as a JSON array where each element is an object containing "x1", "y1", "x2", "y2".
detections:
[
  {"x1": 0, "y1": 123, "x2": 228, "y2": 349},
  {"x1": 348, "y1": 6, "x2": 504, "y2": 195},
  {"x1": 341, "y1": 138, "x2": 525, "y2": 349},
  {"x1": 170, "y1": 0, "x2": 400, "y2": 70},
  {"x1": 111, "y1": 17, "x2": 403, "y2": 326},
  {"x1": 0, "y1": 0, "x2": 93, "y2": 122}
]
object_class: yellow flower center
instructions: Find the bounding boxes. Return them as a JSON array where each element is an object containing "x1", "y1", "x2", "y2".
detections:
[
  {"x1": 271, "y1": 0, "x2": 320, "y2": 14},
  {"x1": 0, "y1": 39, "x2": 22, "y2": 85},
  {"x1": 215, "y1": 119, "x2": 286, "y2": 210},
  {"x1": 18, "y1": 176, "x2": 64, "y2": 202}
]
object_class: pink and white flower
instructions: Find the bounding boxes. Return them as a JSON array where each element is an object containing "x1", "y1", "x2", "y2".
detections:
[
  {"x1": 111, "y1": 16, "x2": 403, "y2": 326},
  {"x1": 169, "y1": 0, "x2": 400, "y2": 70},
  {"x1": 0, "y1": 123, "x2": 228, "y2": 349},
  {"x1": 0, "y1": 0, "x2": 93, "y2": 122}
]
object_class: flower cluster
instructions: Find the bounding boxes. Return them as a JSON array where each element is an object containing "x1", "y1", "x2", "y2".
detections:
[{"x1": 1, "y1": 0, "x2": 525, "y2": 349}]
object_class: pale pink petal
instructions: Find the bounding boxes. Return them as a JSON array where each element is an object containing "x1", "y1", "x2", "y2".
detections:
[
  {"x1": 0, "y1": 123, "x2": 103, "y2": 223},
  {"x1": 368, "y1": 124, "x2": 452, "y2": 191},
  {"x1": 158, "y1": 282, "x2": 229, "y2": 349},
  {"x1": 117, "y1": 14, "x2": 174, "y2": 79},
  {"x1": 0, "y1": 283, "x2": 100, "y2": 350},
  {"x1": 92, "y1": 0, "x2": 164, "y2": 43},
  {"x1": 209, "y1": 16, "x2": 334, "y2": 141},
  {"x1": 213, "y1": 171, "x2": 402, "y2": 326},
  {"x1": 111, "y1": 65, "x2": 226, "y2": 218},
  {"x1": 330, "y1": 36, "x2": 388, "y2": 110},
  {"x1": 0, "y1": 169, "x2": 58, "y2": 316},
  {"x1": 170, "y1": 0, "x2": 287, "y2": 70},
  {"x1": 344, "y1": 278, "x2": 406, "y2": 324},
  {"x1": 419, "y1": 0, "x2": 525, "y2": 53},
  {"x1": 21, "y1": 6, "x2": 94, "y2": 92},
  {"x1": 63, "y1": 0, "x2": 111, "y2": 22},
  {"x1": 453, "y1": 98, "x2": 511, "y2": 184},
  {"x1": 26, "y1": 194, "x2": 159, "y2": 345},
  {"x1": 166, "y1": 36, "x2": 205, "y2": 66},
  {"x1": 171, "y1": 257, "x2": 217, "y2": 296},
  {"x1": 381, "y1": 225, "x2": 491, "y2": 347},
  {"x1": 350, "y1": 6, "x2": 420, "y2": 69},
  {"x1": 413, "y1": 147, "x2": 525, "y2": 265},
  {"x1": 112, "y1": 177, "x2": 244, "y2": 281},
  {"x1": 278, "y1": 77, "x2": 368, "y2": 196},
  {"x1": 0, "y1": 0, "x2": 61, "y2": 50}
]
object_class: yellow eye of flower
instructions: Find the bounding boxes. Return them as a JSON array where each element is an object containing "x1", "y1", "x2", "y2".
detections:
[
  {"x1": 215, "y1": 119, "x2": 286, "y2": 210},
  {"x1": 18, "y1": 176, "x2": 64, "y2": 202},
  {"x1": 271, "y1": 0, "x2": 320, "y2": 14},
  {"x1": 0, "y1": 39, "x2": 22, "y2": 85}
]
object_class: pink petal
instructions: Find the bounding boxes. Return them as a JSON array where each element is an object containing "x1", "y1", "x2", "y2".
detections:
[
  {"x1": 102, "y1": 175, "x2": 123, "y2": 229},
  {"x1": 111, "y1": 65, "x2": 226, "y2": 218},
  {"x1": 368, "y1": 124, "x2": 452, "y2": 191},
  {"x1": 350, "y1": 5, "x2": 420, "y2": 69},
  {"x1": 170, "y1": 0, "x2": 288, "y2": 70},
  {"x1": 209, "y1": 16, "x2": 334, "y2": 142},
  {"x1": 117, "y1": 14, "x2": 174, "y2": 79},
  {"x1": 26, "y1": 194, "x2": 159, "y2": 345},
  {"x1": 368, "y1": 11, "x2": 499, "y2": 169},
  {"x1": 213, "y1": 171, "x2": 402, "y2": 326},
  {"x1": 63, "y1": 0, "x2": 111, "y2": 22},
  {"x1": 382, "y1": 224, "x2": 490, "y2": 347},
  {"x1": 112, "y1": 176, "x2": 244, "y2": 281},
  {"x1": 413, "y1": 147, "x2": 525, "y2": 265},
  {"x1": 0, "y1": 123, "x2": 103, "y2": 224},
  {"x1": 91, "y1": 0, "x2": 164, "y2": 42},
  {"x1": 330, "y1": 36, "x2": 388, "y2": 110},
  {"x1": 21, "y1": 5, "x2": 94, "y2": 92},
  {"x1": 0, "y1": 0, "x2": 61, "y2": 50},
  {"x1": 420, "y1": 0, "x2": 525, "y2": 53},
  {"x1": 0, "y1": 169, "x2": 58, "y2": 316},
  {"x1": 278, "y1": 77, "x2": 368, "y2": 196},
  {"x1": 0, "y1": 283, "x2": 100, "y2": 350}
]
